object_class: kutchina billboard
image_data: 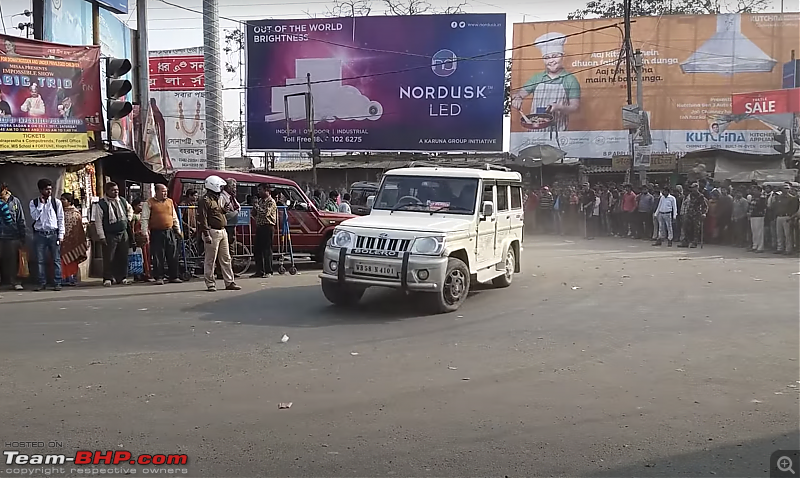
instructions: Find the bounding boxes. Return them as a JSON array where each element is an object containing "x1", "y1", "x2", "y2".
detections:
[
  {"x1": 245, "y1": 14, "x2": 506, "y2": 152},
  {"x1": 510, "y1": 13, "x2": 800, "y2": 157}
]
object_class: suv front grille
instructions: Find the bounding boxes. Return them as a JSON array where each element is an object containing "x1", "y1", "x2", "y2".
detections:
[{"x1": 355, "y1": 235, "x2": 411, "y2": 252}]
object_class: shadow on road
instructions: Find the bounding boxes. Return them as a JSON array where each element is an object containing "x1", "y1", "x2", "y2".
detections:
[
  {"x1": 186, "y1": 283, "x2": 490, "y2": 328},
  {"x1": 584, "y1": 429, "x2": 799, "y2": 477},
  {"x1": 186, "y1": 285, "x2": 425, "y2": 327}
]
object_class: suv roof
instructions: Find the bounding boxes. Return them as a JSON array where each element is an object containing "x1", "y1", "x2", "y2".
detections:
[
  {"x1": 350, "y1": 181, "x2": 380, "y2": 188},
  {"x1": 385, "y1": 166, "x2": 522, "y2": 182}
]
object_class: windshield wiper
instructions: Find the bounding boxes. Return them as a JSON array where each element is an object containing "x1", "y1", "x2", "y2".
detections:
[
  {"x1": 390, "y1": 202, "x2": 422, "y2": 214},
  {"x1": 429, "y1": 205, "x2": 471, "y2": 214}
]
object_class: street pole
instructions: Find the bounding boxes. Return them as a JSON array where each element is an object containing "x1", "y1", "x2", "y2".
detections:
[
  {"x1": 203, "y1": 0, "x2": 225, "y2": 170},
  {"x1": 307, "y1": 73, "x2": 318, "y2": 185},
  {"x1": 136, "y1": 0, "x2": 149, "y2": 135},
  {"x1": 92, "y1": 3, "x2": 104, "y2": 197},
  {"x1": 624, "y1": 0, "x2": 635, "y2": 184},
  {"x1": 634, "y1": 48, "x2": 646, "y2": 185}
]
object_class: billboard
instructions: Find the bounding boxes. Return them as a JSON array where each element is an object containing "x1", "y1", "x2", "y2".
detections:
[
  {"x1": 43, "y1": 0, "x2": 93, "y2": 46},
  {"x1": 0, "y1": 34, "x2": 102, "y2": 134},
  {"x1": 510, "y1": 13, "x2": 800, "y2": 158},
  {"x1": 245, "y1": 14, "x2": 506, "y2": 152},
  {"x1": 149, "y1": 47, "x2": 206, "y2": 169},
  {"x1": 99, "y1": 9, "x2": 135, "y2": 149}
]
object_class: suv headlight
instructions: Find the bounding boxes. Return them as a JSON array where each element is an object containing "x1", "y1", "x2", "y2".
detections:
[
  {"x1": 331, "y1": 228, "x2": 355, "y2": 248},
  {"x1": 411, "y1": 236, "x2": 445, "y2": 255}
]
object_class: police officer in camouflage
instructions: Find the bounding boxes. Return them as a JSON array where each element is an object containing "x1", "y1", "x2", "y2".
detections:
[{"x1": 678, "y1": 183, "x2": 709, "y2": 249}]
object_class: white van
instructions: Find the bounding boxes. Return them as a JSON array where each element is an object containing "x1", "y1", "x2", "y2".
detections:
[{"x1": 318, "y1": 165, "x2": 524, "y2": 313}]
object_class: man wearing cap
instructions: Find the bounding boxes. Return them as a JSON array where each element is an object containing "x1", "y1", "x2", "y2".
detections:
[{"x1": 511, "y1": 31, "x2": 581, "y2": 132}]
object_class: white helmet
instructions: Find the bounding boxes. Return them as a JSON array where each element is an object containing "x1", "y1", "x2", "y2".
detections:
[{"x1": 204, "y1": 175, "x2": 227, "y2": 193}]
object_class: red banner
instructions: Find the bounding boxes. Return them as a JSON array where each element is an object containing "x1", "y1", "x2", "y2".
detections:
[
  {"x1": 148, "y1": 55, "x2": 204, "y2": 91},
  {"x1": 0, "y1": 34, "x2": 103, "y2": 131},
  {"x1": 732, "y1": 88, "x2": 800, "y2": 115}
]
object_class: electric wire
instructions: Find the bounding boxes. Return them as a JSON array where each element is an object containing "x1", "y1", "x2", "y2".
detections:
[{"x1": 151, "y1": 56, "x2": 624, "y2": 129}]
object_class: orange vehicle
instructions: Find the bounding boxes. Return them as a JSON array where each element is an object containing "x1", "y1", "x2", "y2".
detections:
[{"x1": 168, "y1": 170, "x2": 353, "y2": 261}]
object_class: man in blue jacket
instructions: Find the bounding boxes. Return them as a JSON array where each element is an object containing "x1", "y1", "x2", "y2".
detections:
[{"x1": 0, "y1": 182, "x2": 27, "y2": 290}]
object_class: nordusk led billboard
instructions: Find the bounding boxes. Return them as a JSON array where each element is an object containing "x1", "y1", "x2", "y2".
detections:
[{"x1": 245, "y1": 14, "x2": 506, "y2": 152}]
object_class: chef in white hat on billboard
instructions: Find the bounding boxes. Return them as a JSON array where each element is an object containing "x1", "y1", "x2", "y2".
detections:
[{"x1": 512, "y1": 31, "x2": 581, "y2": 131}]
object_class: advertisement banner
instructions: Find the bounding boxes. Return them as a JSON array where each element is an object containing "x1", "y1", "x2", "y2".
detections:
[
  {"x1": 149, "y1": 47, "x2": 205, "y2": 169},
  {"x1": 245, "y1": 14, "x2": 506, "y2": 152},
  {"x1": 0, "y1": 54, "x2": 88, "y2": 150},
  {"x1": 0, "y1": 34, "x2": 102, "y2": 132},
  {"x1": 510, "y1": 13, "x2": 800, "y2": 158}
]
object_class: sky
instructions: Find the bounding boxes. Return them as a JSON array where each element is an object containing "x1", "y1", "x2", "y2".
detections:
[{"x1": 0, "y1": 0, "x2": 796, "y2": 156}]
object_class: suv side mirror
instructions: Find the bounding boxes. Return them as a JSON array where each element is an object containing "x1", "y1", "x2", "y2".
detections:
[
  {"x1": 366, "y1": 195, "x2": 375, "y2": 209},
  {"x1": 482, "y1": 201, "x2": 494, "y2": 218},
  {"x1": 295, "y1": 202, "x2": 308, "y2": 211}
]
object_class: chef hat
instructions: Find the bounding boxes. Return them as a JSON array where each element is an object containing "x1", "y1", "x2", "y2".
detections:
[{"x1": 535, "y1": 32, "x2": 567, "y2": 57}]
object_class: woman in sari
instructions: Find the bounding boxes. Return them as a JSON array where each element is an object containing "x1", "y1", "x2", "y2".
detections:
[{"x1": 60, "y1": 193, "x2": 88, "y2": 286}]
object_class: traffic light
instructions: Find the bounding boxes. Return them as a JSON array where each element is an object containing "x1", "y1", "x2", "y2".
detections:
[
  {"x1": 773, "y1": 131, "x2": 787, "y2": 154},
  {"x1": 105, "y1": 58, "x2": 132, "y2": 120}
]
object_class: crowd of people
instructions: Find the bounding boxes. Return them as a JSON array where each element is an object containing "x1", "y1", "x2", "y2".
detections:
[
  {"x1": 0, "y1": 179, "x2": 90, "y2": 292},
  {"x1": 3, "y1": 174, "x2": 796, "y2": 293},
  {"x1": 524, "y1": 179, "x2": 800, "y2": 254}
]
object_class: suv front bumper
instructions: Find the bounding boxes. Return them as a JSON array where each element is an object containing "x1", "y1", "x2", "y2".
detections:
[{"x1": 319, "y1": 246, "x2": 448, "y2": 292}]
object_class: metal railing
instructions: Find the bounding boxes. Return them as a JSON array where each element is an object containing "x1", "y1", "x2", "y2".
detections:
[{"x1": 176, "y1": 205, "x2": 295, "y2": 278}]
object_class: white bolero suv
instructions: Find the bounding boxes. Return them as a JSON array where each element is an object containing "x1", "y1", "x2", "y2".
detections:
[{"x1": 318, "y1": 165, "x2": 524, "y2": 313}]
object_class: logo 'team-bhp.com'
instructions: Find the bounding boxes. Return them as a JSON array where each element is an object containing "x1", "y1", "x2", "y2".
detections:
[{"x1": 4, "y1": 449, "x2": 188, "y2": 466}]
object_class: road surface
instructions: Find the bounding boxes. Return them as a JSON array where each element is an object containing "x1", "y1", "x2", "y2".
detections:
[{"x1": 1, "y1": 237, "x2": 798, "y2": 477}]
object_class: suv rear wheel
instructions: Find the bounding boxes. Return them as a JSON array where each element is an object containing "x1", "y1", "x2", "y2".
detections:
[
  {"x1": 492, "y1": 247, "x2": 515, "y2": 288},
  {"x1": 321, "y1": 279, "x2": 365, "y2": 306},
  {"x1": 426, "y1": 257, "x2": 470, "y2": 314}
]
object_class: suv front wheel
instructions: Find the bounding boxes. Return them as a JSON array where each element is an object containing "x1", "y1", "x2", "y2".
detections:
[
  {"x1": 321, "y1": 279, "x2": 366, "y2": 306},
  {"x1": 426, "y1": 257, "x2": 470, "y2": 314}
]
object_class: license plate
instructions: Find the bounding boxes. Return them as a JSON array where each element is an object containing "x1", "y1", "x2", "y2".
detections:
[{"x1": 353, "y1": 262, "x2": 397, "y2": 277}]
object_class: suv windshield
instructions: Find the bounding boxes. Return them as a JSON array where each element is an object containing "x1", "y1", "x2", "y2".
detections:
[{"x1": 373, "y1": 176, "x2": 479, "y2": 215}]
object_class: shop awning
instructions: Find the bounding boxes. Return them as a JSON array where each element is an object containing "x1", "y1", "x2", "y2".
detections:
[{"x1": 0, "y1": 150, "x2": 107, "y2": 167}]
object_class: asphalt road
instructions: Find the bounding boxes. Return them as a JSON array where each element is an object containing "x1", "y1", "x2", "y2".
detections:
[{"x1": 0, "y1": 237, "x2": 798, "y2": 477}]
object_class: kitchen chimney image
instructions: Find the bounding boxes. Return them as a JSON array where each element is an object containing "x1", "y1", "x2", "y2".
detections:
[
  {"x1": 681, "y1": 14, "x2": 777, "y2": 75},
  {"x1": 264, "y1": 58, "x2": 383, "y2": 123}
]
